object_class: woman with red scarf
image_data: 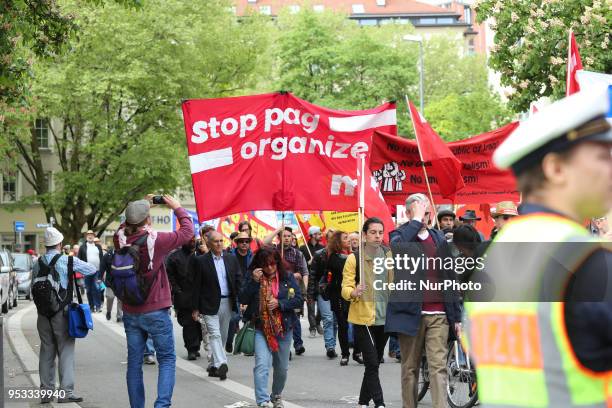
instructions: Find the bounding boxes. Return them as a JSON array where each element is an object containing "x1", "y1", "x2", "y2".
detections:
[{"x1": 239, "y1": 247, "x2": 303, "y2": 408}]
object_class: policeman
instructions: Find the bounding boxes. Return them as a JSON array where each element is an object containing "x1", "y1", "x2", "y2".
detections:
[{"x1": 465, "y1": 89, "x2": 612, "y2": 407}]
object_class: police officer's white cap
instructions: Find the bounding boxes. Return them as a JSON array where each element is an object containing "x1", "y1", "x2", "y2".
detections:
[{"x1": 493, "y1": 89, "x2": 612, "y2": 173}]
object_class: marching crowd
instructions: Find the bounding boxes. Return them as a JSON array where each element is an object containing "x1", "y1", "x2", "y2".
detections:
[{"x1": 31, "y1": 88, "x2": 612, "y2": 408}]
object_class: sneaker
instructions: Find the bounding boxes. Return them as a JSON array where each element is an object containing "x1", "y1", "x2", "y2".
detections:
[
  {"x1": 217, "y1": 363, "x2": 228, "y2": 380},
  {"x1": 257, "y1": 402, "x2": 273, "y2": 408},
  {"x1": 144, "y1": 355, "x2": 156, "y2": 365},
  {"x1": 106, "y1": 311, "x2": 111, "y2": 321},
  {"x1": 187, "y1": 351, "x2": 197, "y2": 361},
  {"x1": 295, "y1": 345, "x2": 305, "y2": 355},
  {"x1": 195, "y1": 351, "x2": 201, "y2": 357},
  {"x1": 208, "y1": 366, "x2": 219, "y2": 377},
  {"x1": 326, "y1": 348, "x2": 338, "y2": 359},
  {"x1": 309, "y1": 328, "x2": 317, "y2": 338},
  {"x1": 40, "y1": 396, "x2": 53, "y2": 404},
  {"x1": 340, "y1": 356, "x2": 349, "y2": 366},
  {"x1": 272, "y1": 395, "x2": 284, "y2": 408},
  {"x1": 316, "y1": 325, "x2": 323, "y2": 335},
  {"x1": 352, "y1": 353, "x2": 364, "y2": 365},
  {"x1": 57, "y1": 395, "x2": 84, "y2": 403},
  {"x1": 116, "y1": 317, "x2": 123, "y2": 323},
  {"x1": 225, "y1": 342, "x2": 233, "y2": 353}
]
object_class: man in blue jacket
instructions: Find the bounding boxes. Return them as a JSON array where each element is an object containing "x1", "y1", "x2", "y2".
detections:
[{"x1": 387, "y1": 193, "x2": 462, "y2": 408}]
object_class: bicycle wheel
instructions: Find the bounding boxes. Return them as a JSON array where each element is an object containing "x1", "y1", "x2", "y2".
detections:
[
  {"x1": 447, "y1": 341, "x2": 478, "y2": 408},
  {"x1": 417, "y1": 354, "x2": 430, "y2": 401}
]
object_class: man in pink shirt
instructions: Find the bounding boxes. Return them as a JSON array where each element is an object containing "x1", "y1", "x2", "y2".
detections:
[{"x1": 113, "y1": 195, "x2": 193, "y2": 408}]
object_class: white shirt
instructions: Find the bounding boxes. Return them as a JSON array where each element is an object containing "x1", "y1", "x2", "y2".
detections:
[
  {"x1": 212, "y1": 253, "x2": 229, "y2": 296},
  {"x1": 86, "y1": 242, "x2": 100, "y2": 271}
]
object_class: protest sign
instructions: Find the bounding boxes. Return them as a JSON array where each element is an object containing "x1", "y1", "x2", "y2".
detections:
[
  {"x1": 371, "y1": 122, "x2": 520, "y2": 207},
  {"x1": 182, "y1": 92, "x2": 396, "y2": 220}
]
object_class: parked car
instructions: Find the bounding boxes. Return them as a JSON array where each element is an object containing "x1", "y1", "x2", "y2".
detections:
[
  {"x1": 0, "y1": 249, "x2": 17, "y2": 313},
  {"x1": 12, "y1": 252, "x2": 33, "y2": 300}
]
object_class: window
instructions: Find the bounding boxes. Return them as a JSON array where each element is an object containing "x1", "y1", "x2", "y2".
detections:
[
  {"x1": 34, "y1": 118, "x2": 49, "y2": 148},
  {"x1": 358, "y1": 18, "x2": 378, "y2": 26},
  {"x1": 259, "y1": 5, "x2": 271, "y2": 15},
  {"x1": 468, "y1": 39, "x2": 475, "y2": 55},
  {"x1": 352, "y1": 4, "x2": 365, "y2": 13},
  {"x1": 2, "y1": 172, "x2": 16, "y2": 203},
  {"x1": 313, "y1": 5, "x2": 324, "y2": 12},
  {"x1": 419, "y1": 18, "x2": 436, "y2": 25},
  {"x1": 289, "y1": 5, "x2": 300, "y2": 14},
  {"x1": 437, "y1": 17, "x2": 454, "y2": 24},
  {"x1": 464, "y1": 6, "x2": 472, "y2": 24}
]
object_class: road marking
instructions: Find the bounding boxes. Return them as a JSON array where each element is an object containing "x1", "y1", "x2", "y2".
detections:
[
  {"x1": 92, "y1": 312, "x2": 306, "y2": 408},
  {"x1": 7, "y1": 304, "x2": 81, "y2": 407}
]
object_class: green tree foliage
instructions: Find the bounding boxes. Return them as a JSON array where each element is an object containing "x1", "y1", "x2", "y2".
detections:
[
  {"x1": 1, "y1": 0, "x2": 270, "y2": 242},
  {"x1": 273, "y1": 9, "x2": 510, "y2": 139},
  {"x1": 476, "y1": 0, "x2": 611, "y2": 112}
]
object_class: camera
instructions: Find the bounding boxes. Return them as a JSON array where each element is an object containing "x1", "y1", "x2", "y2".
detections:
[{"x1": 152, "y1": 195, "x2": 165, "y2": 205}]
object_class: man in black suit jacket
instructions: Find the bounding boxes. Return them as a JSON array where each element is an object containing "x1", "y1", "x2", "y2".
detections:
[{"x1": 190, "y1": 231, "x2": 241, "y2": 381}]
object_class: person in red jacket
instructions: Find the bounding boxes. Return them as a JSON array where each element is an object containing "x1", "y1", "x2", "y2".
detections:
[{"x1": 113, "y1": 195, "x2": 193, "y2": 408}]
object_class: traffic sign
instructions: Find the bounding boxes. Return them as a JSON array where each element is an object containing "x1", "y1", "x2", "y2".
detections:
[
  {"x1": 36, "y1": 223, "x2": 50, "y2": 228},
  {"x1": 14, "y1": 221, "x2": 25, "y2": 232}
]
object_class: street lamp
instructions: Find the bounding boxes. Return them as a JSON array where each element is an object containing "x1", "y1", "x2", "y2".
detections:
[{"x1": 403, "y1": 34, "x2": 424, "y2": 114}]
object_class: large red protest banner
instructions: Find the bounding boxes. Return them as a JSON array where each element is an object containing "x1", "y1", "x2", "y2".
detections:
[
  {"x1": 371, "y1": 122, "x2": 520, "y2": 207},
  {"x1": 182, "y1": 92, "x2": 396, "y2": 220}
]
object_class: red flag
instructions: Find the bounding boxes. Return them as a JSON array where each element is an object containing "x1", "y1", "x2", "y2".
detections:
[
  {"x1": 566, "y1": 30, "x2": 583, "y2": 96},
  {"x1": 407, "y1": 99, "x2": 465, "y2": 199},
  {"x1": 358, "y1": 157, "x2": 395, "y2": 242}
]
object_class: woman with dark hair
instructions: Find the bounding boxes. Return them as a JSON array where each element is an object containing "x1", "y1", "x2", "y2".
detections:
[
  {"x1": 240, "y1": 247, "x2": 303, "y2": 408},
  {"x1": 324, "y1": 230, "x2": 362, "y2": 366},
  {"x1": 342, "y1": 217, "x2": 393, "y2": 408}
]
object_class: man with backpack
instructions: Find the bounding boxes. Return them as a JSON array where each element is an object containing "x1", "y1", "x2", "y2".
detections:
[
  {"x1": 33, "y1": 227, "x2": 98, "y2": 404},
  {"x1": 78, "y1": 230, "x2": 104, "y2": 312},
  {"x1": 111, "y1": 195, "x2": 193, "y2": 408}
]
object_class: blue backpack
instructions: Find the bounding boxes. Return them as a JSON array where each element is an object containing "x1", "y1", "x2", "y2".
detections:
[{"x1": 110, "y1": 234, "x2": 157, "y2": 305}]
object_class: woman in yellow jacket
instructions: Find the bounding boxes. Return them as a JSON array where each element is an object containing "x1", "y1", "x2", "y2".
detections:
[{"x1": 342, "y1": 217, "x2": 394, "y2": 408}]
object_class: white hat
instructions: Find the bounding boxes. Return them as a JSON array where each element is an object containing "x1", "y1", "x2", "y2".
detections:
[
  {"x1": 308, "y1": 226, "x2": 321, "y2": 236},
  {"x1": 494, "y1": 88, "x2": 612, "y2": 173},
  {"x1": 44, "y1": 227, "x2": 64, "y2": 247}
]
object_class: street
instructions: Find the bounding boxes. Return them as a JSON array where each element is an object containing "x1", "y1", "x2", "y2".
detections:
[{"x1": 3, "y1": 300, "x2": 430, "y2": 408}]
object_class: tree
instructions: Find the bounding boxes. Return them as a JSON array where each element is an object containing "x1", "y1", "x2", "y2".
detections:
[
  {"x1": 421, "y1": 35, "x2": 512, "y2": 141},
  {"x1": 1, "y1": 0, "x2": 271, "y2": 243},
  {"x1": 274, "y1": 9, "x2": 419, "y2": 134},
  {"x1": 476, "y1": 0, "x2": 611, "y2": 112}
]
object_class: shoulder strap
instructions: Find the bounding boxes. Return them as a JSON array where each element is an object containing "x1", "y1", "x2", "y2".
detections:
[
  {"x1": 49, "y1": 253, "x2": 63, "y2": 267},
  {"x1": 67, "y1": 256, "x2": 82, "y2": 305},
  {"x1": 134, "y1": 233, "x2": 149, "y2": 246}
]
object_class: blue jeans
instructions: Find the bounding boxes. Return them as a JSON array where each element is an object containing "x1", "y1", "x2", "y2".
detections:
[
  {"x1": 292, "y1": 319, "x2": 303, "y2": 349},
  {"x1": 254, "y1": 329, "x2": 292, "y2": 405},
  {"x1": 144, "y1": 337, "x2": 155, "y2": 357},
  {"x1": 317, "y1": 295, "x2": 336, "y2": 349},
  {"x1": 85, "y1": 274, "x2": 101, "y2": 310},
  {"x1": 123, "y1": 308, "x2": 175, "y2": 408},
  {"x1": 389, "y1": 334, "x2": 400, "y2": 357}
]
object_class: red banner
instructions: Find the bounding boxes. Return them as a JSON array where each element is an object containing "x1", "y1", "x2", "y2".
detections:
[
  {"x1": 371, "y1": 122, "x2": 520, "y2": 207},
  {"x1": 182, "y1": 92, "x2": 396, "y2": 220},
  {"x1": 566, "y1": 30, "x2": 583, "y2": 96}
]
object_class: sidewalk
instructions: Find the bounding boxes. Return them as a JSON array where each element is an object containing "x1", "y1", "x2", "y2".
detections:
[{"x1": 3, "y1": 314, "x2": 35, "y2": 408}]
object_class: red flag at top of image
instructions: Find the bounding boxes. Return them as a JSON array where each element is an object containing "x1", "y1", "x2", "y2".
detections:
[
  {"x1": 407, "y1": 99, "x2": 464, "y2": 199},
  {"x1": 566, "y1": 30, "x2": 583, "y2": 96},
  {"x1": 182, "y1": 92, "x2": 396, "y2": 220}
]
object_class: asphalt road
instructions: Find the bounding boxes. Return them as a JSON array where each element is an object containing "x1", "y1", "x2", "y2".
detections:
[{"x1": 4, "y1": 300, "x2": 434, "y2": 408}]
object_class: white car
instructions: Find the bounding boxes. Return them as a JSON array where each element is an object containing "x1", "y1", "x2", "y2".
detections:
[
  {"x1": 0, "y1": 250, "x2": 17, "y2": 313},
  {"x1": 12, "y1": 253, "x2": 33, "y2": 300}
]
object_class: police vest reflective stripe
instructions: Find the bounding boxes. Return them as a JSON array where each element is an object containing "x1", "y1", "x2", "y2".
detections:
[{"x1": 465, "y1": 213, "x2": 612, "y2": 407}]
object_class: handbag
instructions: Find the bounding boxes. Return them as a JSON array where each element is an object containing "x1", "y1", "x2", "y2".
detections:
[
  {"x1": 67, "y1": 257, "x2": 94, "y2": 338},
  {"x1": 233, "y1": 320, "x2": 255, "y2": 356}
]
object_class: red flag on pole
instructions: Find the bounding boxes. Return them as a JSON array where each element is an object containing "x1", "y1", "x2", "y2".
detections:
[
  {"x1": 566, "y1": 30, "x2": 583, "y2": 96},
  {"x1": 356, "y1": 154, "x2": 394, "y2": 242},
  {"x1": 406, "y1": 99, "x2": 465, "y2": 199}
]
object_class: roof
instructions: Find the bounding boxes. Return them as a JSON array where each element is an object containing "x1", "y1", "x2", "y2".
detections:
[{"x1": 234, "y1": 0, "x2": 461, "y2": 17}]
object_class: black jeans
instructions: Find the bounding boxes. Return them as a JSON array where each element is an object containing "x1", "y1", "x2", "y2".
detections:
[
  {"x1": 307, "y1": 299, "x2": 321, "y2": 330},
  {"x1": 176, "y1": 308, "x2": 202, "y2": 353},
  {"x1": 354, "y1": 324, "x2": 388, "y2": 407},
  {"x1": 330, "y1": 293, "x2": 359, "y2": 358}
]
